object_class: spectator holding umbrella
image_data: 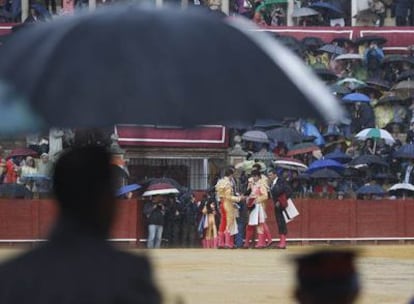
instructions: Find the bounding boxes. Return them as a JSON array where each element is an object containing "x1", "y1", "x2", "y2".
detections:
[
  {"x1": 143, "y1": 195, "x2": 166, "y2": 249},
  {"x1": 364, "y1": 41, "x2": 384, "y2": 79}
]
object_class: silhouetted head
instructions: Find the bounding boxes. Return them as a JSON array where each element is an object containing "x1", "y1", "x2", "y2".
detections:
[
  {"x1": 53, "y1": 145, "x2": 116, "y2": 235},
  {"x1": 294, "y1": 249, "x2": 360, "y2": 304}
]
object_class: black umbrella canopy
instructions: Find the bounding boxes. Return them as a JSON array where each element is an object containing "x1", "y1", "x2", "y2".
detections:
[
  {"x1": 301, "y1": 36, "x2": 325, "y2": 51},
  {"x1": 265, "y1": 127, "x2": 303, "y2": 144},
  {"x1": 331, "y1": 37, "x2": 354, "y2": 48},
  {"x1": 382, "y1": 55, "x2": 414, "y2": 66},
  {"x1": 394, "y1": 143, "x2": 414, "y2": 159},
  {"x1": 0, "y1": 6, "x2": 345, "y2": 132},
  {"x1": 356, "y1": 184, "x2": 386, "y2": 196},
  {"x1": 314, "y1": 68, "x2": 338, "y2": 82},
  {"x1": 354, "y1": 36, "x2": 387, "y2": 46},
  {"x1": 348, "y1": 154, "x2": 389, "y2": 167},
  {"x1": 309, "y1": 168, "x2": 342, "y2": 179},
  {"x1": 397, "y1": 70, "x2": 414, "y2": 82}
]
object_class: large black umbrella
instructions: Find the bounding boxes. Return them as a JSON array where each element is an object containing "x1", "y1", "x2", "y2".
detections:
[
  {"x1": 314, "y1": 68, "x2": 338, "y2": 82},
  {"x1": 324, "y1": 151, "x2": 352, "y2": 163},
  {"x1": 397, "y1": 70, "x2": 414, "y2": 82},
  {"x1": 394, "y1": 143, "x2": 414, "y2": 159},
  {"x1": 382, "y1": 55, "x2": 414, "y2": 66},
  {"x1": 348, "y1": 154, "x2": 388, "y2": 167},
  {"x1": 301, "y1": 36, "x2": 325, "y2": 50},
  {"x1": 356, "y1": 184, "x2": 386, "y2": 196},
  {"x1": 0, "y1": 6, "x2": 344, "y2": 132},
  {"x1": 309, "y1": 168, "x2": 342, "y2": 179},
  {"x1": 265, "y1": 127, "x2": 303, "y2": 144},
  {"x1": 318, "y1": 44, "x2": 346, "y2": 55},
  {"x1": 354, "y1": 36, "x2": 387, "y2": 46},
  {"x1": 309, "y1": 2, "x2": 344, "y2": 18},
  {"x1": 365, "y1": 78, "x2": 391, "y2": 91}
]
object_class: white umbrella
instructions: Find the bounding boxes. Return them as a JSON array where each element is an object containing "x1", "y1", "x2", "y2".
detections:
[
  {"x1": 291, "y1": 7, "x2": 320, "y2": 18},
  {"x1": 273, "y1": 158, "x2": 308, "y2": 172},
  {"x1": 388, "y1": 183, "x2": 414, "y2": 192},
  {"x1": 334, "y1": 53, "x2": 363, "y2": 61},
  {"x1": 355, "y1": 128, "x2": 395, "y2": 146}
]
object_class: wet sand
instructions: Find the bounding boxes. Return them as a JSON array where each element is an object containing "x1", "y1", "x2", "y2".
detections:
[{"x1": 0, "y1": 245, "x2": 412, "y2": 304}]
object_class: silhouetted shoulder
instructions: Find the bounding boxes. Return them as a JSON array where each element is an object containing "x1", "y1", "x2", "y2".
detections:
[{"x1": 0, "y1": 241, "x2": 161, "y2": 304}]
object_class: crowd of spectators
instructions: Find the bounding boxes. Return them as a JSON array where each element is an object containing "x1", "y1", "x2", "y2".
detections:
[
  {"x1": 232, "y1": 0, "x2": 414, "y2": 28},
  {"x1": 226, "y1": 32, "x2": 414, "y2": 201}
]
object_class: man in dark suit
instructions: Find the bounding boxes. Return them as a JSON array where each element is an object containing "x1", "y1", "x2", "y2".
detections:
[
  {"x1": 267, "y1": 168, "x2": 290, "y2": 249},
  {"x1": 0, "y1": 145, "x2": 161, "y2": 304}
]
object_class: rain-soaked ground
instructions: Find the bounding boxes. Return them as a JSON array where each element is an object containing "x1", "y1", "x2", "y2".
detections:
[{"x1": 0, "y1": 245, "x2": 412, "y2": 304}]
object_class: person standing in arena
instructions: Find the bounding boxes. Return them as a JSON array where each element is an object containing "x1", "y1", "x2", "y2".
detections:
[
  {"x1": 215, "y1": 167, "x2": 244, "y2": 249},
  {"x1": 243, "y1": 169, "x2": 269, "y2": 248},
  {"x1": 268, "y1": 167, "x2": 291, "y2": 249}
]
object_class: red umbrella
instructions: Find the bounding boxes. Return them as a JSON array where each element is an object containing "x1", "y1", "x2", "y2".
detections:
[
  {"x1": 6, "y1": 148, "x2": 38, "y2": 159},
  {"x1": 287, "y1": 143, "x2": 320, "y2": 157}
]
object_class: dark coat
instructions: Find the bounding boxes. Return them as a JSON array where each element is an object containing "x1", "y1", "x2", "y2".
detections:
[
  {"x1": 143, "y1": 201, "x2": 165, "y2": 226},
  {"x1": 270, "y1": 177, "x2": 291, "y2": 207},
  {"x1": 0, "y1": 218, "x2": 161, "y2": 304}
]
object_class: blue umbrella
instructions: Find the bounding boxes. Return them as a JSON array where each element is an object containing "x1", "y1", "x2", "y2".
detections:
[
  {"x1": 324, "y1": 151, "x2": 352, "y2": 163},
  {"x1": 356, "y1": 184, "x2": 386, "y2": 196},
  {"x1": 306, "y1": 158, "x2": 345, "y2": 174},
  {"x1": 342, "y1": 93, "x2": 370, "y2": 103},
  {"x1": 300, "y1": 121, "x2": 325, "y2": 146},
  {"x1": 393, "y1": 144, "x2": 414, "y2": 159},
  {"x1": 309, "y1": 2, "x2": 344, "y2": 15},
  {"x1": 116, "y1": 184, "x2": 141, "y2": 197}
]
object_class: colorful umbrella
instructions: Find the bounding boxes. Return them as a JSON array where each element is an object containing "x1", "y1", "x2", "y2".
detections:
[
  {"x1": 355, "y1": 128, "x2": 395, "y2": 145},
  {"x1": 142, "y1": 182, "x2": 179, "y2": 196}
]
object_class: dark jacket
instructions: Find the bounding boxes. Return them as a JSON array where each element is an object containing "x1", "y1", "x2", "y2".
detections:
[
  {"x1": 0, "y1": 218, "x2": 161, "y2": 304},
  {"x1": 270, "y1": 177, "x2": 291, "y2": 208},
  {"x1": 144, "y1": 201, "x2": 165, "y2": 226}
]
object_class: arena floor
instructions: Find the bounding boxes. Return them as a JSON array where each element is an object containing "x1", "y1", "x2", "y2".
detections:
[{"x1": 0, "y1": 245, "x2": 412, "y2": 304}]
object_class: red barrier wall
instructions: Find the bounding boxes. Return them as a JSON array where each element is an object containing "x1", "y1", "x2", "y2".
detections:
[{"x1": 0, "y1": 198, "x2": 412, "y2": 243}]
